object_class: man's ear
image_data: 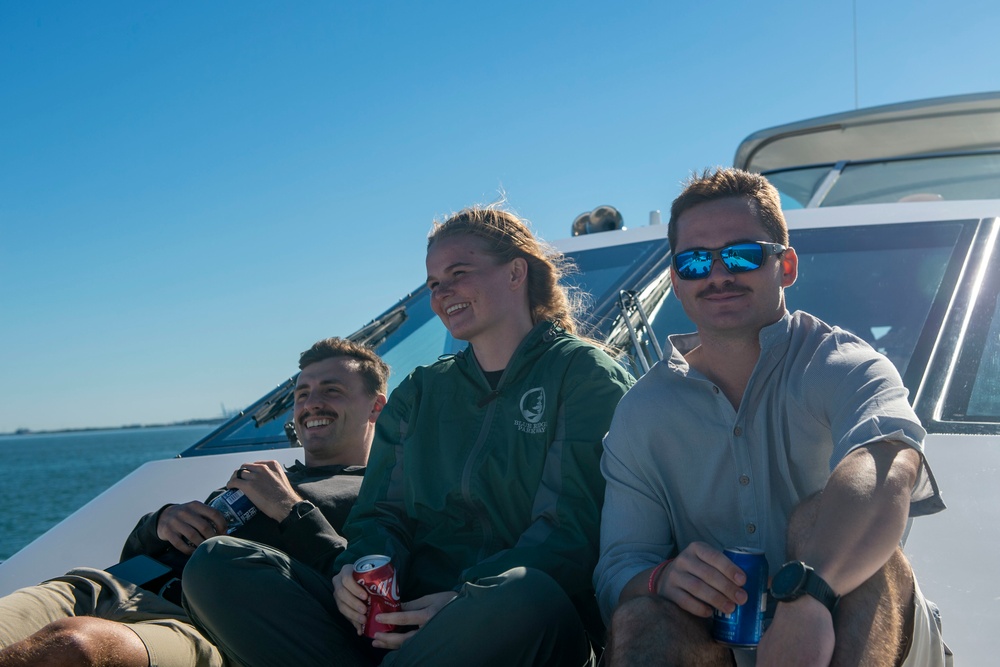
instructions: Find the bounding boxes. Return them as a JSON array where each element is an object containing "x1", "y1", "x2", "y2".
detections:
[
  {"x1": 780, "y1": 247, "x2": 798, "y2": 288},
  {"x1": 369, "y1": 394, "x2": 387, "y2": 423}
]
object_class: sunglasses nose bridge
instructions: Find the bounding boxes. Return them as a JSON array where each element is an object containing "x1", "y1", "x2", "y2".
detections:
[
  {"x1": 695, "y1": 253, "x2": 732, "y2": 280},
  {"x1": 690, "y1": 247, "x2": 731, "y2": 278},
  {"x1": 706, "y1": 253, "x2": 736, "y2": 280}
]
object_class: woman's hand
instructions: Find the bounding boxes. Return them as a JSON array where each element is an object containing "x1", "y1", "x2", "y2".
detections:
[
  {"x1": 369, "y1": 591, "x2": 458, "y2": 650},
  {"x1": 332, "y1": 563, "x2": 370, "y2": 634}
]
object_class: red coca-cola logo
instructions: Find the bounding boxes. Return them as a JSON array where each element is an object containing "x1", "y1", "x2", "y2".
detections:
[{"x1": 358, "y1": 576, "x2": 395, "y2": 599}]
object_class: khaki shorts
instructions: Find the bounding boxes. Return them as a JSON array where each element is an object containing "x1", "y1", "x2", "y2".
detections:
[
  {"x1": 0, "y1": 567, "x2": 223, "y2": 667},
  {"x1": 900, "y1": 578, "x2": 953, "y2": 667}
]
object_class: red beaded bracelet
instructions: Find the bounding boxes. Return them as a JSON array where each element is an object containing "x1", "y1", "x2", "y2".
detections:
[{"x1": 647, "y1": 558, "x2": 674, "y2": 595}]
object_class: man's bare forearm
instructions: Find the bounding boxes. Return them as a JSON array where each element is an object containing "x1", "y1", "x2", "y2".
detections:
[{"x1": 797, "y1": 441, "x2": 920, "y2": 594}]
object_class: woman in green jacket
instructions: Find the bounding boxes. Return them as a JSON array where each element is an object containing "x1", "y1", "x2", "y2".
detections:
[{"x1": 332, "y1": 206, "x2": 634, "y2": 667}]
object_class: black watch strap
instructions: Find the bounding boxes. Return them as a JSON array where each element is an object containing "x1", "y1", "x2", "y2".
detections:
[
  {"x1": 801, "y1": 566, "x2": 839, "y2": 613},
  {"x1": 282, "y1": 499, "x2": 316, "y2": 526}
]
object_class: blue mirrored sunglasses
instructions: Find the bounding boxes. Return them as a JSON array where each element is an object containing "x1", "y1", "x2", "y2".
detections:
[{"x1": 672, "y1": 242, "x2": 787, "y2": 280}]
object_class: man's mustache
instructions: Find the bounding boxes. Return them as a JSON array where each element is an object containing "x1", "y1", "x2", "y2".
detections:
[{"x1": 697, "y1": 284, "x2": 752, "y2": 299}]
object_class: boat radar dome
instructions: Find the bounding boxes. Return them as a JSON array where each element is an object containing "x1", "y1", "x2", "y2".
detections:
[{"x1": 572, "y1": 205, "x2": 624, "y2": 236}]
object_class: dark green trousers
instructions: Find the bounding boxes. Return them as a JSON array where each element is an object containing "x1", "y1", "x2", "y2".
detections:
[{"x1": 183, "y1": 536, "x2": 594, "y2": 667}]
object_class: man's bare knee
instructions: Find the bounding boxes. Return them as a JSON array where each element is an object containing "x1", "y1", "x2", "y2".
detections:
[
  {"x1": 831, "y1": 549, "x2": 914, "y2": 667},
  {"x1": 608, "y1": 596, "x2": 662, "y2": 647},
  {"x1": 2, "y1": 617, "x2": 149, "y2": 667},
  {"x1": 607, "y1": 596, "x2": 733, "y2": 667}
]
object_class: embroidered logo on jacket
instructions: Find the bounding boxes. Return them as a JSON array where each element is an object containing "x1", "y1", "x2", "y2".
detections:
[{"x1": 516, "y1": 387, "x2": 547, "y2": 433}]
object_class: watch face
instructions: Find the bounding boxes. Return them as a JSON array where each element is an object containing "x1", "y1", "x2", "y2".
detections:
[{"x1": 771, "y1": 561, "x2": 807, "y2": 600}]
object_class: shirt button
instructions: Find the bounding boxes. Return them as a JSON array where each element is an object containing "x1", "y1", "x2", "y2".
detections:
[
  {"x1": 713, "y1": 386, "x2": 720, "y2": 394},
  {"x1": 739, "y1": 475, "x2": 750, "y2": 486},
  {"x1": 733, "y1": 426, "x2": 742, "y2": 436},
  {"x1": 747, "y1": 523, "x2": 757, "y2": 534}
]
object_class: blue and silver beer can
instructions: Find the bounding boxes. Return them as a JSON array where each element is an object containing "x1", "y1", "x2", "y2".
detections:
[
  {"x1": 711, "y1": 547, "x2": 768, "y2": 649},
  {"x1": 209, "y1": 488, "x2": 258, "y2": 534}
]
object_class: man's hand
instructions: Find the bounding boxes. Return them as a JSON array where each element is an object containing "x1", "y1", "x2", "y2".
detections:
[
  {"x1": 156, "y1": 501, "x2": 227, "y2": 554},
  {"x1": 653, "y1": 542, "x2": 748, "y2": 618},
  {"x1": 370, "y1": 591, "x2": 458, "y2": 650},
  {"x1": 757, "y1": 595, "x2": 835, "y2": 666},
  {"x1": 227, "y1": 460, "x2": 303, "y2": 522},
  {"x1": 333, "y1": 563, "x2": 370, "y2": 635}
]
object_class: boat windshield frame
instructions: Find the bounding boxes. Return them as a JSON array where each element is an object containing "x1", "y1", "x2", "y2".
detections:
[{"x1": 763, "y1": 150, "x2": 1000, "y2": 209}]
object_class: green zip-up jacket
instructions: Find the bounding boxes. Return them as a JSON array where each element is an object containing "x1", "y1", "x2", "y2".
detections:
[{"x1": 336, "y1": 322, "x2": 634, "y2": 616}]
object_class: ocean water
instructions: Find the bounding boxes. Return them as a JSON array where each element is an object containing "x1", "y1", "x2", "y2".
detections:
[{"x1": 0, "y1": 424, "x2": 216, "y2": 561}]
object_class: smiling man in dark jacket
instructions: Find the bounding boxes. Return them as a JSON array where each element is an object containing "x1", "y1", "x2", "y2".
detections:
[{"x1": 0, "y1": 337, "x2": 387, "y2": 667}]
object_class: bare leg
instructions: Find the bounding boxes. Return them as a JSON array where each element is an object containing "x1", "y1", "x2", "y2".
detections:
[
  {"x1": 0, "y1": 617, "x2": 149, "y2": 667},
  {"x1": 787, "y1": 492, "x2": 914, "y2": 667},
  {"x1": 605, "y1": 595, "x2": 735, "y2": 667}
]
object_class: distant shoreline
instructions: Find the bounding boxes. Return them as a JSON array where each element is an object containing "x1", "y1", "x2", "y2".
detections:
[{"x1": 1, "y1": 418, "x2": 226, "y2": 437}]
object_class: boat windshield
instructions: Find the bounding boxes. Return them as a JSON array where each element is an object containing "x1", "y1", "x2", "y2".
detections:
[{"x1": 766, "y1": 152, "x2": 1000, "y2": 209}]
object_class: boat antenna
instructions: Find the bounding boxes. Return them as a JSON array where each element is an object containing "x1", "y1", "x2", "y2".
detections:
[{"x1": 853, "y1": 0, "x2": 860, "y2": 109}]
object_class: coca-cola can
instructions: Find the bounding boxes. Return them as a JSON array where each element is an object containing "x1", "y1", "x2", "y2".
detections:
[{"x1": 354, "y1": 555, "x2": 401, "y2": 638}]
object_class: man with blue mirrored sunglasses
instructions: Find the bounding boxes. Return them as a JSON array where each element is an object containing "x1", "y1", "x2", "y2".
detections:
[{"x1": 596, "y1": 168, "x2": 950, "y2": 667}]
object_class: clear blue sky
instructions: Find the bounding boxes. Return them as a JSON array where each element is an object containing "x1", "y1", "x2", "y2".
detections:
[{"x1": 2, "y1": 1, "x2": 997, "y2": 432}]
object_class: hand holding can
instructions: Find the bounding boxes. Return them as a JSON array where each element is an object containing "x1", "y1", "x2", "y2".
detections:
[
  {"x1": 712, "y1": 547, "x2": 768, "y2": 648},
  {"x1": 354, "y1": 555, "x2": 401, "y2": 638},
  {"x1": 208, "y1": 488, "x2": 258, "y2": 534}
]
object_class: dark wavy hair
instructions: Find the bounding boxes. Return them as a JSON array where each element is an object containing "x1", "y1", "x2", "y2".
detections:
[
  {"x1": 298, "y1": 337, "x2": 389, "y2": 396},
  {"x1": 668, "y1": 168, "x2": 788, "y2": 252}
]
